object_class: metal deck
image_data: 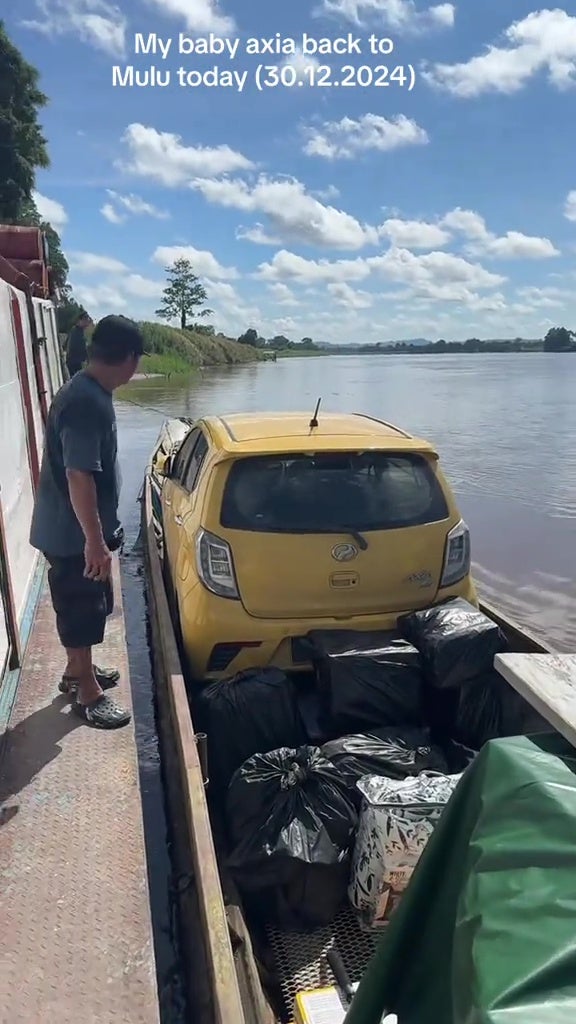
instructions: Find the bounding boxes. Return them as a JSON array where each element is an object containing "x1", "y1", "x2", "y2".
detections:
[{"x1": 0, "y1": 555, "x2": 160, "y2": 1023}]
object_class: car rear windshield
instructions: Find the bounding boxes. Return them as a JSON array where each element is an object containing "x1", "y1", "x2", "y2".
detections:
[{"x1": 220, "y1": 451, "x2": 449, "y2": 533}]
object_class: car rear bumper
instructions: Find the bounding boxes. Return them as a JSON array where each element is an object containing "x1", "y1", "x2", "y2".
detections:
[{"x1": 179, "y1": 575, "x2": 479, "y2": 682}]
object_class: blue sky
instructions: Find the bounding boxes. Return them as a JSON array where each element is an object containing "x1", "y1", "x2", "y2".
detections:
[{"x1": 7, "y1": 2, "x2": 576, "y2": 342}]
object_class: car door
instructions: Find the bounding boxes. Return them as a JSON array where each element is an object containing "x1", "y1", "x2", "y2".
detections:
[
  {"x1": 162, "y1": 427, "x2": 200, "y2": 571},
  {"x1": 163, "y1": 427, "x2": 210, "y2": 583}
]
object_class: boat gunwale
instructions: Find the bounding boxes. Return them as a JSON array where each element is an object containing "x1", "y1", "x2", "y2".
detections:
[{"x1": 141, "y1": 474, "x2": 250, "y2": 1024}]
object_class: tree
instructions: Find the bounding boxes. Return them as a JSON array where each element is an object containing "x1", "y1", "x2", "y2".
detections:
[
  {"x1": 55, "y1": 288, "x2": 84, "y2": 334},
  {"x1": 238, "y1": 327, "x2": 259, "y2": 346},
  {"x1": 155, "y1": 258, "x2": 213, "y2": 330},
  {"x1": 543, "y1": 326, "x2": 575, "y2": 352},
  {"x1": 0, "y1": 22, "x2": 49, "y2": 223}
]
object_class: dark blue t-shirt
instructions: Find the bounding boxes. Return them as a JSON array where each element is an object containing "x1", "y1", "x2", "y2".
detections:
[{"x1": 30, "y1": 371, "x2": 120, "y2": 557}]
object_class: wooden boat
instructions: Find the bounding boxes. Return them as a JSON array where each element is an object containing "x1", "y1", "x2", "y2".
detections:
[{"x1": 141, "y1": 416, "x2": 573, "y2": 1024}]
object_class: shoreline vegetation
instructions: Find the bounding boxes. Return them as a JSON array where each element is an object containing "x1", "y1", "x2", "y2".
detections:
[{"x1": 124, "y1": 324, "x2": 576, "y2": 380}]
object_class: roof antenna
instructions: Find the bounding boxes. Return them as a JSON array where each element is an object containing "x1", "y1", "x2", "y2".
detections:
[{"x1": 309, "y1": 397, "x2": 321, "y2": 429}]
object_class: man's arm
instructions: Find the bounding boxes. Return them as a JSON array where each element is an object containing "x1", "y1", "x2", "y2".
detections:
[
  {"x1": 66, "y1": 470, "x2": 111, "y2": 581},
  {"x1": 60, "y1": 404, "x2": 111, "y2": 581}
]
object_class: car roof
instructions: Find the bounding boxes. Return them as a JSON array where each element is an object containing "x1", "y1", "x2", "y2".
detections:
[{"x1": 200, "y1": 412, "x2": 437, "y2": 457}]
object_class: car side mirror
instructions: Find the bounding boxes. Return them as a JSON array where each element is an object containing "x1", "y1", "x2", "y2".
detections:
[{"x1": 154, "y1": 451, "x2": 172, "y2": 477}]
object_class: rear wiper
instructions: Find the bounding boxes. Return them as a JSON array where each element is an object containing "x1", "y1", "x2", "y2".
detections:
[{"x1": 330, "y1": 526, "x2": 368, "y2": 550}]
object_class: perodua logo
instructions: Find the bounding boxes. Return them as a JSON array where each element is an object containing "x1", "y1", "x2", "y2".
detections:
[{"x1": 331, "y1": 543, "x2": 358, "y2": 562}]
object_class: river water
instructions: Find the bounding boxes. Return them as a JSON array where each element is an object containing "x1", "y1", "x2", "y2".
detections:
[{"x1": 115, "y1": 351, "x2": 576, "y2": 1018}]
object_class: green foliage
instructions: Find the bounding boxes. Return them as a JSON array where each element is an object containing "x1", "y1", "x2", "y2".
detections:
[
  {"x1": 56, "y1": 290, "x2": 84, "y2": 333},
  {"x1": 155, "y1": 258, "x2": 213, "y2": 330},
  {"x1": 0, "y1": 21, "x2": 49, "y2": 223},
  {"x1": 191, "y1": 322, "x2": 215, "y2": 336},
  {"x1": 137, "y1": 321, "x2": 269, "y2": 371},
  {"x1": 238, "y1": 327, "x2": 259, "y2": 345},
  {"x1": 543, "y1": 327, "x2": 575, "y2": 352},
  {"x1": 138, "y1": 352, "x2": 192, "y2": 375}
]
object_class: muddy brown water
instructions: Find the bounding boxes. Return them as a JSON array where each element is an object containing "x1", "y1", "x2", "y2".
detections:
[{"x1": 116, "y1": 351, "x2": 576, "y2": 1020}]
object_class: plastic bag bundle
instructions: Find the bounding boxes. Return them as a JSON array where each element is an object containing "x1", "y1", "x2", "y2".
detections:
[
  {"x1": 349, "y1": 771, "x2": 462, "y2": 929},
  {"x1": 398, "y1": 597, "x2": 507, "y2": 690},
  {"x1": 198, "y1": 667, "x2": 307, "y2": 794},
  {"x1": 453, "y1": 670, "x2": 522, "y2": 751},
  {"x1": 306, "y1": 629, "x2": 425, "y2": 737},
  {"x1": 321, "y1": 727, "x2": 449, "y2": 806},
  {"x1": 227, "y1": 745, "x2": 358, "y2": 929}
]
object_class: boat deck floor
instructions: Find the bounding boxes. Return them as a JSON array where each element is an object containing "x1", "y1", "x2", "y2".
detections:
[{"x1": 0, "y1": 556, "x2": 160, "y2": 1023}]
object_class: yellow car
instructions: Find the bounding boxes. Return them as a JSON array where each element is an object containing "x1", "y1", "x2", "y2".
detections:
[{"x1": 154, "y1": 411, "x2": 478, "y2": 682}]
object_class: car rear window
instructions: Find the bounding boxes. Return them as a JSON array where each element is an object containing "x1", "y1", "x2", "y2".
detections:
[{"x1": 220, "y1": 452, "x2": 449, "y2": 533}]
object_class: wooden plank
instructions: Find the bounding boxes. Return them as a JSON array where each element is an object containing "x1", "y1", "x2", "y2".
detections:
[
  {"x1": 480, "y1": 599, "x2": 551, "y2": 654},
  {"x1": 494, "y1": 653, "x2": 576, "y2": 749},
  {"x1": 142, "y1": 477, "x2": 248, "y2": 1024}
]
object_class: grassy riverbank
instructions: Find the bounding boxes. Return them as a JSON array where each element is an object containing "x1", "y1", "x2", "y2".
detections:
[{"x1": 139, "y1": 322, "x2": 270, "y2": 375}]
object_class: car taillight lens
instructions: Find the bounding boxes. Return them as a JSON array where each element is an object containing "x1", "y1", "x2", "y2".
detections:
[
  {"x1": 440, "y1": 519, "x2": 470, "y2": 587},
  {"x1": 195, "y1": 529, "x2": 239, "y2": 599}
]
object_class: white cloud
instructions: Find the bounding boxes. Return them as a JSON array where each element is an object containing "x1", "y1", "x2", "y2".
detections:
[
  {"x1": 70, "y1": 282, "x2": 129, "y2": 310},
  {"x1": 327, "y1": 282, "x2": 373, "y2": 308},
  {"x1": 267, "y1": 283, "x2": 301, "y2": 306},
  {"x1": 256, "y1": 245, "x2": 506, "y2": 312},
  {"x1": 281, "y1": 49, "x2": 321, "y2": 80},
  {"x1": 318, "y1": 0, "x2": 455, "y2": 32},
  {"x1": 32, "y1": 190, "x2": 68, "y2": 231},
  {"x1": 379, "y1": 217, "x2": 450, "y2": 248},
  {"x1": 516, "y1": 285, "x2": 570, "y2": 308},
  {"x1": 145, "y1": 0, "x2": 234, "y2": 34},
  {"x1": 369, "y1": 246, "x2": 506, "y2": 298},
  {"x1": 256, "y1": 250, "x2": 371, "y2": 284},
  {"x1": 151, "y1": 244, "x2": 238, "y2": 280},
  {"x1": 303, "y1": 113, "x2": 429, "y2": 159},
  {"x1": 101, "y1": 190, "x2": 170, "y2": 224},
  {"x1": 440, "y1": 207, "x2": 486, "y2": 239},
  {"x1": 475, "y1": 232, "x2": 559, "y2": 260},
  {"x1": 442, "y1": 207, "x2": 559, "y2": 259},
  {"x1": 564, "y1": 190, "x2": 576, "y2": 221},
  {"x1": 190, "y1": 174, "x2": 378, "y2": 249},
  {"x1": 122, "y1": 274, "x2": 164, "y2": 299},
  {"x1": 69, "y1": 252, "x2": 128, "y2": 274},
  {"x1": 22, "y1": 0, "x2": 126, "y2": 56},
  {"x1": 118, "y1": 124, "x2": 254, "y2": 185},
  {"x1": 236, "y1": 224, "x2": 281, "y2": 245},
  {"x1": 101, "y1": 203, "x2": 124, "y2": 225},
  {"x1": 423, "y1": 9, "x2": 576, "y2": 97}
]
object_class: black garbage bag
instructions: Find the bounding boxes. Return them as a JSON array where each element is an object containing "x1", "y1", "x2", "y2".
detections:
[
  {"x1": 452, "y1": 671, "x2": 518, "y2": 750},
  {"x1": 198, "y1": 667, "x2": 307, "y2": 795},
  {"x1": 306, "y1": 629, "x2": 425, "y2": 738},
  {"x1": 321, "y1": 726, "x2": 449, "y2": 806},
  {"x1": 226, "y1": 745, "x2": 358, "y2": 929},
  {"x1": 398, "y1": 597, "x2": 507, "y2": 690}
]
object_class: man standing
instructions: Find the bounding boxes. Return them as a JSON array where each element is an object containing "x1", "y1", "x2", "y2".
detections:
[
  {"x1": 30, "y1": 315, "x2": 144, "y2": 728},
  {"x1": 64, "y1": 309, "x2": 92, "y2": 377}
]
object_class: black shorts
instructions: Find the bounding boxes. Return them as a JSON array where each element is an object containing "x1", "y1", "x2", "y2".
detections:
[{"x1": 46, "y1": 553, "x2": 114, "y2": 649}]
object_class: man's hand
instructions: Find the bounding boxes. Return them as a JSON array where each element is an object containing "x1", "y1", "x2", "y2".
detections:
[{"x1": 84, "y1": 537, "x2": 112, "y2": 581}]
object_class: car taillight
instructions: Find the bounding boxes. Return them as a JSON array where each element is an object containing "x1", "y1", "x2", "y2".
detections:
[
  {"x1": 440, "y1": 519, "x2": 470, "y2": 587},
  {"x1": 195, "y1": 528, "x2": 240, "y2": 599}
]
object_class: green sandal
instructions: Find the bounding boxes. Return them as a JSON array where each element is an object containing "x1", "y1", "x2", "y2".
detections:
[
  {"x1": 59, "y1": 665, "x2": 120, "y2": 695},
  {"x1": 72, "y1": 694, "x2": 131, "y2": 729}
]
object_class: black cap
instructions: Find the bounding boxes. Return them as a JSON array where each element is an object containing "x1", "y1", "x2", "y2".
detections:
[{"x1": 88, "y1": 315, "x2": 144, "y2": 365}]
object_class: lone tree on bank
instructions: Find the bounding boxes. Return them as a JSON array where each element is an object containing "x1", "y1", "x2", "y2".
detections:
[
  {"x1": 0, "y1": 21, "x2": 50, "y2": 223},
  {"x1": 155, "y1": 258, "x2": 213, "y2": 330},
  {"x1": 543, "y1": 326, "x2": 575, "y2": 352}
]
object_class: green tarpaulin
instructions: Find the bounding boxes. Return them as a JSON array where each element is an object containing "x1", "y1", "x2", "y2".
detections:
[{"x1": 344, "y1": 733, "x2": 576, "y2": 1024}]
